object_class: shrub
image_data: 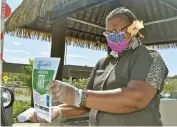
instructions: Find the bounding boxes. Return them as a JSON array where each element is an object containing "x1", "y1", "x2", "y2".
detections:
[
  {"x1": 63, "y1": 78, "x2": 89, "y2": 90},
  {"x1": 14, "y1": 88, "x2": 31, "y2": 96},
  {"x1": 163, "y1": 81, "x2": 177, "y2": 93},
  {"x1": 13, "y1": 101, "x2": 31, "y2": 123},
  {"x1": 161, "y1": 80, "x2": 177, "y2": 98}
]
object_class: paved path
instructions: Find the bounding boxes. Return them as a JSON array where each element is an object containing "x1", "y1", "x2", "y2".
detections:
[
  {"x1": 15, "y1": 96, "x2": 31, "y2": 101},
  {"x1": 13, "y1": 123, "x2": 40, "y2": 127}
]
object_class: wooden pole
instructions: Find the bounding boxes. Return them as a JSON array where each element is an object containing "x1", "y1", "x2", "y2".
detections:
[
  {"x1": 1, "y1": 0, "x2": 6, "y2": 86},
  {"x1": 51, "y1": 17, "x2": 67, "y2": 80},
  {"x1": 1, "y1": 1, "x2": 11, "y2": 86},
  {"x1": 107, "y1": 46, "x2": 112, "y2": 54}
]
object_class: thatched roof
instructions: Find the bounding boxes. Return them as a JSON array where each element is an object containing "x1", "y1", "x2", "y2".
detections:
[
  {"x1": 5, "y1": 0, "x2": 61, "y2": 40},
  {"x1": 5, "y1": 0, "x2": 177, "y2": 50}
]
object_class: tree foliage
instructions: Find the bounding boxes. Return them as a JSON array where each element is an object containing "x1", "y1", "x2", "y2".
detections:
[
  {"x1": 63, "y1": 78, "x2": 88, "y2": 90},
  {"x1": 22, "y1": 59, "x2": 34, "y2": 107},
  {"x1": 13, "y1": 101, "x2": 31, "y2": 123},
  {"x1": 22, "y1": 59, "x2": 33, "y2": 90},
  {"x1": 163, "y1": 81, "x2": 177, "y2": 93},
  {"x1": 167, "y1": 75, "x2": 177, "y2": 79}
]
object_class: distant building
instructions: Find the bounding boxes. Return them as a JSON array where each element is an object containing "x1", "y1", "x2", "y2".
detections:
[
  {"x1": 3, "y1": 62, "x2": 93, "y2": 80},
  {"x1": 63, "y1": 65, "x2": 92, "y2": 80},
  {"x1": 3, "y1": 61, "x2": 24, "y2": 73}
]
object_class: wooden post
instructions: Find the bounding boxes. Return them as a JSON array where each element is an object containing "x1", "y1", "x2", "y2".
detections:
[
  {"x1": 51, "y1": 17, "x2": 67, "y2": 80},
  {"x1": 107, "y1": 46, "x2": 112, "y2": 54}
]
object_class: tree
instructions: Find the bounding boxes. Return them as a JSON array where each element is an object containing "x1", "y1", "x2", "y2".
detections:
[
  {"x1": 167, "y1": 75, "x2": 177, "y2": 80},
  {"x1": 172, "y1": 75, "x2": 177, "y2": 79},
  {"x1": 63, "y1": 78, "x2": 88, "y2": 90},
  {"x1": 22, "y1": 59, "x2": 34, "y2": 107},
  {"x1": 163, "y1": 81, "x2": 177, "y2": 94}
]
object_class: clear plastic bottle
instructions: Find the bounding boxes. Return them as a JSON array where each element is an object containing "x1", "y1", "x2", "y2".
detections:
[{"x1": 17, "y1": 108, "x2": 36, "y2": 122}]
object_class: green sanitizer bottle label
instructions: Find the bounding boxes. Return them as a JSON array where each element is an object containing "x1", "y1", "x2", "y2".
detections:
[{"x1": 32, "y1": 57, "x2": 60, "y2": 122}]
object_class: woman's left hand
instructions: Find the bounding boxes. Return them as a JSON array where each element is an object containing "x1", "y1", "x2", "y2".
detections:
[
  {"x1": 29, "y1": 106, "x2": 61, "y2": 123},
  {"x1": 48, "y1": 80, "x2": 82, "y2": 107}
]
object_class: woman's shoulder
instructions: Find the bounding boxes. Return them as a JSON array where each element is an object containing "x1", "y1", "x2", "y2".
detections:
[
  {"x1": 134, "y1": 45, "x2": 167, "y2": 70},
  {"x1": 134, "y1": 45, "x2": 161, "y2": 58},
  {"x1": 97, "y1": 56, "x2": 109, "y2": 65}
]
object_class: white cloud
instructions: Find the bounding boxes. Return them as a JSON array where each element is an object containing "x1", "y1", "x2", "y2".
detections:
[
  {"x1": 67, "y1": 54, "x2": 88, "y2": 59},
  {"x1": 13, "y1": 42, "x2": 21, "y2": 45},
  {"x1": 40, "y1": 52, "x2": 50, "y2": 56},
  {"x1": 11, "y1": 58, "x2": 29, "y2": 64},
  {"x1": 4, "y1": 49, "x2": 31, "y2": 55},
  {"x1": 168, "y1": 72, "x2": 177, "y2": 77}
]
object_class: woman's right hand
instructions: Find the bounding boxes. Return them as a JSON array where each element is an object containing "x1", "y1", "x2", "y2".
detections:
[{"x1": 29, "y1": 106, "x2": 62, "y2": 123}]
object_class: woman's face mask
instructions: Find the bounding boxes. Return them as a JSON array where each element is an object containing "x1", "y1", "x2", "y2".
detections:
[
  {"x1": 105, "y1": 17, "x2": 132, "y2": 53},
  {"x1": 105, "y1": 31, "x2": 130, "y2": 53}
]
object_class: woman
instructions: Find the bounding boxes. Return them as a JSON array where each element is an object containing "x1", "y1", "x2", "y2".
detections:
[{"x1": 30, "y1": 7, "x2": 168, "y2": 126}]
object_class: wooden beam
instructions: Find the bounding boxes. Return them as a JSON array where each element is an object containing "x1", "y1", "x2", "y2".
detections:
[
  {"x1": 51, "y1": 18, "x2": 67, "y2": 80},
  {"x1": 100, "y1": 4, "x2": 109, "y2": 25},
  {"x1": 144, "y1": 16, "x2": 177, "y2": 26},
  {"x1": 107, "y1": 46, "x2": 112, "y2": 54},
  {"x1": 160, "y1": 0, "x2": 177, "y2": 11},
  {"x1": 51, "y1": 0, "x2": 114, "y2": 20},
  {"x1": 68, "y1": 17, "x2": 105, "y2": 29},
  {"x1": 144, "y1": 39, "x2": 177, "y2": 46},
  {"x1": 68, "y1": 27, "x2": 105, "y2": 39},
  {"x1": 22, "y1": 26, "x2": 51, "y2": 34}
]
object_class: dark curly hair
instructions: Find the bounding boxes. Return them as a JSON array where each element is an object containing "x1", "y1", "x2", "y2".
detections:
[
  {"x1": 106, "y1": 7, "x2": 137, "y2": 24},
  {"x1": 106, "y1": 7, "x2": 142, "y2": 38}
]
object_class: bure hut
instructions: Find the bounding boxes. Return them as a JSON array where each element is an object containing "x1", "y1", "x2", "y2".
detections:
[{"x1": 5, "y1": 0, "x2": 177, "y2": 80}]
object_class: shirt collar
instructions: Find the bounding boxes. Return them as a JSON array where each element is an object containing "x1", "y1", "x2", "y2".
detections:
[{"x1": 109, "y1": 37, "x2": 140, "y2": 58}]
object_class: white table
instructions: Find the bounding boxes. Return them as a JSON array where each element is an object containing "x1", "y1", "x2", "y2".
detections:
[
  {"x1": 41, "y1": 99, "x2": 177, "y2": 126},
  {"x1": 160, "y1": 99, "x2": 177, "y2": 126}
]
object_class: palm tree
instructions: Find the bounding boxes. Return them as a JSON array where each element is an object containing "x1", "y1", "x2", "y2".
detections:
[{"x1": 22, "y1": 59, "x2": 34, "y2": 107}]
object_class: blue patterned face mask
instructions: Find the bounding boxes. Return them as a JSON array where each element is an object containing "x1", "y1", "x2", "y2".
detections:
[
  {"x1": 105, "y1": 31, "x2": 129, "y2": 53},
  {"x1": 107, "y1": 32, "x2": 126, "y2": 44},
  {"x1": 103, "y1": 25, "x2": 131, "y2": 53}
]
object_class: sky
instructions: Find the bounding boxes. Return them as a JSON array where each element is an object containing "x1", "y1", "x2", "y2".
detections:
[{"x1": 3, "y1": 0, "x2": 177, "y2": 76}]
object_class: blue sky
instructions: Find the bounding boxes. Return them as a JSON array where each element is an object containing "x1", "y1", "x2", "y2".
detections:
[{"x1": 3, "y1": 0, "x2": 177, "y2": 76}]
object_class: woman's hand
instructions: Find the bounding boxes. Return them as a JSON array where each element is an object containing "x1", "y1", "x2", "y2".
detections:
[
  {"x1": 29, "y1": 106, "x2": 61, "y2": 123},
  {"x1": 48, "y1": 80, "x2": 82, "y2": 107}
]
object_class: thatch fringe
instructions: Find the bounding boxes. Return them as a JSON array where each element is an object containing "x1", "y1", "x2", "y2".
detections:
[
  {"x1": 6, "y1": 28, "x2": 177, "y2": 51},
  {"x1": 147, "y1": 43, "x2": 177, "y2": 49},
  {"x1": 5, "y1": 0, "x2": 177, "y2": 51},
  {"x1": 6, "y1": 28, "x2": 52, "y2": 42},
  {"x1": 6, "y1": 29, "x2": 108, "y2": 51},
  {"x1": 65, "y1": 37, "x2": 108, "y2": 51},
  {"x1": 5, "y1": 0, "x2": 62, "y2": 32}
]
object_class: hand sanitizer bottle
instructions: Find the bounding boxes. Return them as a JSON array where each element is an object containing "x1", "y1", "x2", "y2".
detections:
[{"x1": 17, "y1": 108, "x2": 36, "y2": 122}]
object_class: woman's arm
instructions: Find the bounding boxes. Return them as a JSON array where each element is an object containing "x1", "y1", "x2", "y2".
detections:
[
  {"x1": 85, "y1": 80, "x2": 157, "y2": 114},
  {"x1": 85, "y1": 49, "x2": 168, "y2": 114},
  {"x1": 50, "y1": 49, "x2": 167, "y2": 114},
  {"x1": 58, "y1": 104, "x2": 90, "y2": 117}
]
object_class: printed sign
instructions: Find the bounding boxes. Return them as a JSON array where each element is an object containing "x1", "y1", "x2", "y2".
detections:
[
  {"x1": 33, "y1": 57, "x2": 60, "y2": 122},
  {"x1": 1, "y1": 3, "x2": 11, "y2": 19}
]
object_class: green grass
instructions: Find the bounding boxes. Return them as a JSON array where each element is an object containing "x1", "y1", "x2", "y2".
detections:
[
  {"x1": 14, "y1": 88, "x2": 31, "y2": 96},
  {"x1": 13, "y1": 101, "x2": 31, "y2": 123}
]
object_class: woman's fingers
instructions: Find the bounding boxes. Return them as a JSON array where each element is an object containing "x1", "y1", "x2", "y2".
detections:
[
  {"x1": 29, "y1": 114, "x2": 37, "y2": 123},
  {"x1": 33, "y1": 112, "x2": 38, "y2": 123},
  {"x1": 48, "y1": 80, "x2": 59, "y2": 90},
  {"x1": 29, "y1": 112, "x2": 47, "y2": 123},
  {"x1": 29, "y1": 107, "x2": 62, "y2": 123}
]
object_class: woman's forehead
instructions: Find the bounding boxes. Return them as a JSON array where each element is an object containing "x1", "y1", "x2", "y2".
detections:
[{"x1": 106, "y1": 17, "x2": 130, "y2": 30}]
